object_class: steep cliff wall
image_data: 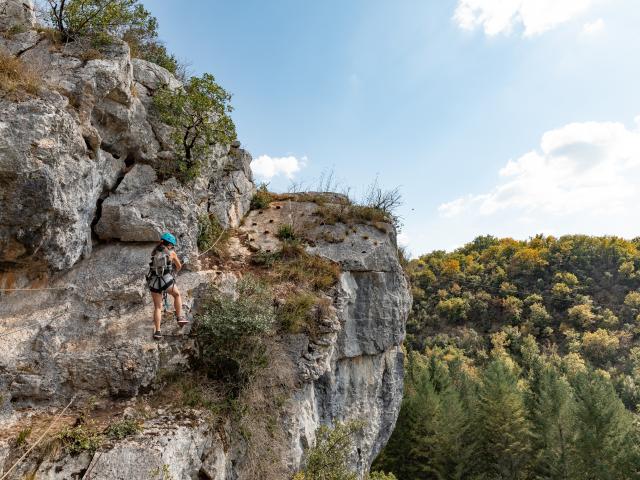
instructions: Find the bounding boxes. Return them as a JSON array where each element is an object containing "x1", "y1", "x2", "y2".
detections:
[{"x1": 0, "y1": 4, "x2": 410, "y2": 478}]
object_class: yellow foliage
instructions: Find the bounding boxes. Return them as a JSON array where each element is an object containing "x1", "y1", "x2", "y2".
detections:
[{"x1": 582, "y1": 329, "x2": 620, "y2": 362}]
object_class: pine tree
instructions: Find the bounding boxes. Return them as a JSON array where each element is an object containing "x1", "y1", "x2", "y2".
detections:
[
  {"x1": 569, "y1": 371, "x2": 638, "y2": 479},
  {"x1": 528, "y1": 366, "x2": 575, "y2": 480},
  {"x1": 472, "y1": 359, "x2": 532, "y2": 479}
]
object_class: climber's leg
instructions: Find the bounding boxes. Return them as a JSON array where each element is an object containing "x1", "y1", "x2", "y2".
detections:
[
  {"x1": 151, "y1": 291, "x2": 163, "y2": 336},
  {"x1": 168, "y1": 284, "x2": 188, "y2": 325}
]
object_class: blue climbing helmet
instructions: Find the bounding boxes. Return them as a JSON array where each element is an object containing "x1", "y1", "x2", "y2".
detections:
[{"x1": 160, "y1": 232, "x2": 177, "y2": 246}]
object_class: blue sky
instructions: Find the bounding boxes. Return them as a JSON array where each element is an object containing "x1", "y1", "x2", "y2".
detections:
[{"x1": 144, "y1": 0, "x2": 640, "y2": 256}]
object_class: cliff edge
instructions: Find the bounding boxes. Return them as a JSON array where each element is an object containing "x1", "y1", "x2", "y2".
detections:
[{"x1": 0, "y1": 3, "x2": 410, "y2": 478}]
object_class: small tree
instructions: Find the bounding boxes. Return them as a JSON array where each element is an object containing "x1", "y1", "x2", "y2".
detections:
[
  {"x1": 153, "y1": 73, "x2": 236, "y2": 179},
  {"x1": 295, "y1": 422, "x2": 364, "y2": 480},
  {"x1": 47, "y1": 0, "x2": 155, "y2": 42}
]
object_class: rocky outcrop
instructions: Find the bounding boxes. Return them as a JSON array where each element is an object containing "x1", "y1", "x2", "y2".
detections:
[
  {"x1": 0, "y1": 11, "x2": 409, "y2": 480},
  {"x1": 0, "y1": 22, "x2": 254, "y2": 273},
  {"x1": 241, "y1": 198, "x2": 411, "y2": 473}
]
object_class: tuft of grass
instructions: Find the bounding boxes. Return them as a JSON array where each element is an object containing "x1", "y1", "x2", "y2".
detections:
[
  {"x1": 16, "y1": 427, "x2": 32, "y2": 447},
  {"x1": 0, "y1": 51, "x2": 40, "y2": 100},
  {"x1": 250, "y1": 250, "x2": 280, "y2": 268},
  {"x1": 276, "y1": 224, "x2": 297, "y2": 241},
  {"x1": 105, "y1": 419, "x2": 142, "y2": 440},
  {"x1": 250, "y1": 184, "x2": 273, "y2": 210},
  {"x1": 251, "y1": 243, "x2": 340, "y2": 293},
  {"x1": 280, "y1": 239, "x2": 305, "y2": 259},
  {"x1": 279, "y1": 292, "x2": 317, "y2": 334}
]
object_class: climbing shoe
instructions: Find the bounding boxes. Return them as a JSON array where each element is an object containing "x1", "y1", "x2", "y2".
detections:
[
  {"x1": 153, "y1": 330, "x2": 163, "y2": 340},
  {"x1": 176, "y1": 315, "x2": 189, "y2": 326}
]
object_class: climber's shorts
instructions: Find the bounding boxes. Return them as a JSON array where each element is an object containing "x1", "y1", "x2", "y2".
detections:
[{"x1": 147, "y1": 274, "x2": 175, "y2": 293}]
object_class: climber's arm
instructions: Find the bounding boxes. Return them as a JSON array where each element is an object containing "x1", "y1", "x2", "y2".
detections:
[{"x1": 170, "y1": 251, "x2": 182, "y2": 272}]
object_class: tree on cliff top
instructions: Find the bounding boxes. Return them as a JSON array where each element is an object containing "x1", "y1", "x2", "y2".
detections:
[
  {"x1": 45, "y1": 0, "x2": 180, "y2": 73},
  {"x1": 47, "y1": 0, "x2": 152, "y2": 41}
]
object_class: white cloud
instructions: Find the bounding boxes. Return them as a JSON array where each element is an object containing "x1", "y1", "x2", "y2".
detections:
[
  {"x1": 439, "y1": 117, "x2": 640, "y2": 220},
  {"x1": 397, "y1": 232, "x2": 411, "y2": 248},
  {"x1": 251, "y1": 155, "x2": 307, "y2": 180},
  {"x1": 582, "y1": 18, "x2": 604, "y2": 34},
  {"x1": 454, "y1": 0, "x2": 600, "y2": 37}
]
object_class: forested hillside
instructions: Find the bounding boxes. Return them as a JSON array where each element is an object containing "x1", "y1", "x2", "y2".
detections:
[{"x1": 375, "y1": 235, "x2": 640, "y2": 479}]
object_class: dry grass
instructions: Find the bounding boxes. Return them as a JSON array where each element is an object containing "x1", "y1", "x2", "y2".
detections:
[
  {"x1": 0, "y1": 50, "x2": 40, "y2": 100},
  {"x1": 316, "y1": 203, "x2": 389, "y2": 226},
  {"x1": 150, "y1": 342, "x2": 297, "y2": 479},
  {"x1": 233, "y1": 338, "x2": 296, "y2": 479},
  {"x1": 272, "y1": 248, "x2": 341, "y2": 292},
  {"x1": 79, "y1": 48, "x2": 103, "y2": 62}
]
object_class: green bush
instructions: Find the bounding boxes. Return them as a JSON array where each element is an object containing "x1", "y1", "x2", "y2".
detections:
[
  {"x1": 105, "y1": 419, "x2": 141, "y2": 440},
  {"x1": 47, "y1": 0, "x2": 155, "y2": 42},
  {"x1": 194, "y1": 276, "x2": 275, "y2": 387},
  {"x1": 294, "y1": 421, "x2": 364, "y2": 480},
  {"x1": 58, "y1": 424, "x2": 103, "y2": 455},
  {"x1": 250, "y1": 184, "x2": 273, "y2": 210}
]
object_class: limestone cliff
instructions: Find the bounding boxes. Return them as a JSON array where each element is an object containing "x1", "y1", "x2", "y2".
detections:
[{"x1": 0, "y1": 3, "x2": 410, "y2": 479}]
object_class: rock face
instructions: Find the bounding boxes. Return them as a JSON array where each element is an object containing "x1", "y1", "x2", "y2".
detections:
[
  {"x1": 241, "y1": 198, "x2": 411, "y2": 473},
  {"x1": 0, "y1": 24, "x2": 254, "y2": 272},
  {"x1": 0, "y1": 13, "x2": 409, "y2": 480},
  {"x1": 0, "y1": 0, "x2": 35, "y2": 31}
]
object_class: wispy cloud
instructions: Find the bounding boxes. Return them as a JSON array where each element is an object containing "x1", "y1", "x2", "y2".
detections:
[
  {"x1": 454, "y1": 0, "x2": 601, "y2": 37},
  {"x1": 440, "y1": 117, "x2": 640, "y2": 219},
  {"x1": 251, "y1": 155, "x2": 307, "y2": 180},
  {"x1": 582, "y1": 18, "x2": 605, "y2": 34}
]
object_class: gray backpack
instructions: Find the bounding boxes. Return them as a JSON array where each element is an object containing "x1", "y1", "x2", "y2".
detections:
[{"x1": 146, "y1": 247, "x2": 174, "y2": 290}]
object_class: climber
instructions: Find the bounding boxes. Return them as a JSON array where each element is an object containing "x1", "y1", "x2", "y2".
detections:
[{"x1": 147, "y1": 232, "x2": 189, "y2": 340}]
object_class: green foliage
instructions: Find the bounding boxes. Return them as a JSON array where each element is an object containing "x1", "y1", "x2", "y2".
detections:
[
  {"x1": 375, "y1": 349, "x2": 640, "y2": 480},
  {"x1": 436, "y1": 297, "x2": 470, "y2": 323},
  {"x1": 473, "y1": 359, "x2": 531, "y2": 479},
  {"x1": 194, "y1": 276, "x2": 275, "y2": 386},
  {"x1": 197, "y1": 213, "x2": 224, "y2": 252},
  {"x1": 406, "y1": 235, "x2": 640, "y2": 391},
  {"x1": 57, "y1": 424, "x2": 103, "y2": 455},
  {"x1": 105, "y1": 419, "x2": 141, "y2": 439},
  {"x1": 570, "y1": 372, "x2": 640, "y2": 478},
  {"x1": 47, "y1": 0, "x2": 154, "y2": 42},
  {"x1": 250, "y1": 184, "x2": 273, "y2": 210},
  {"x1": 366, "y1": 472, "x2": 397, "y2": 480},
  {"x1": 295, "y1": 422, "x2": 364, "y2": 480},
  {"x1": 153, "y1": 73, "x2": 236, "y2": 180}
]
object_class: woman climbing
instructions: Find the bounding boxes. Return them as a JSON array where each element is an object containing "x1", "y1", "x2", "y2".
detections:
[{"x1": 147, "y1": 232, "x2": 189, "y2": 340}]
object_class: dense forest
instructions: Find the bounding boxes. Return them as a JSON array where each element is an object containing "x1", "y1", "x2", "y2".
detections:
[{"x1": 374, "y1": 235, "x2": 640, "y2": 479}]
